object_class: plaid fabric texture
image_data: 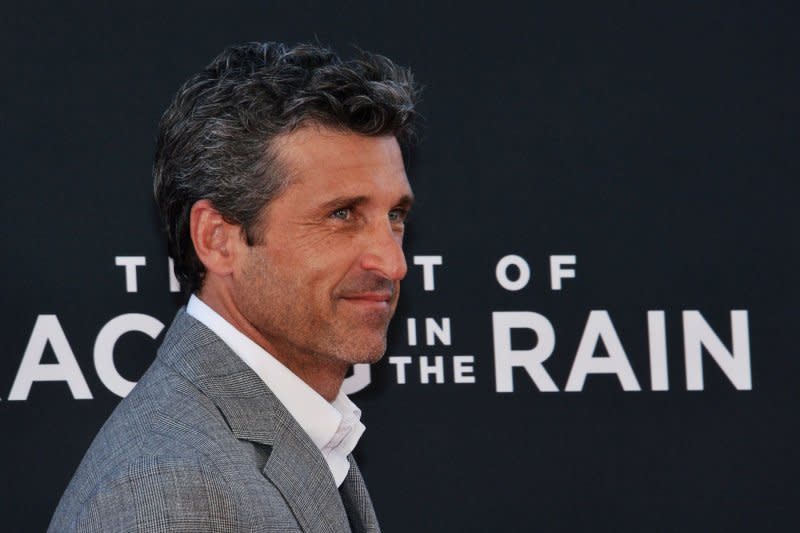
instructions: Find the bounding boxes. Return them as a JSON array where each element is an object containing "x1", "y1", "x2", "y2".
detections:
[{"x1": 49, "y1": 309, "x2": 380, "y2": 533}]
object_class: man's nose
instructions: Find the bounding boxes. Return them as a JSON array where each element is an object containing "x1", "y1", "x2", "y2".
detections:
[{"x1": 360, "y1": 220, "x2": 408, "y2": 281}]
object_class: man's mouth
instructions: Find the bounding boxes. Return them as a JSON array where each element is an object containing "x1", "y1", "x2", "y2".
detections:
[
  {"x1": 340, "y1": 291, "x2": 393, "y2": 304},
  {"x1": 336, "y1": 275, "x2": 397, "y2": 311}
]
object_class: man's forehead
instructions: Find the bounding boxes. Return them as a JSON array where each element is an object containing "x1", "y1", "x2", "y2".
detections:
[{"x1": 272, "y1": 124, "x2": 407, "y2": 182}]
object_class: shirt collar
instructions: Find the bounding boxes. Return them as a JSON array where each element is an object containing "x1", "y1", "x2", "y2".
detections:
[{"x1": 186, "y1": 294, "x2": 364, "y2": 485}]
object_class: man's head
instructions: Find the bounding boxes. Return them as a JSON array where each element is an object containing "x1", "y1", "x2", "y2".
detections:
[
  {"x1": 153, "y1": 42, "x2": 419, "y2": 387},
  {"x1": 154, "y1": 42, "x2": 418, "y2": 295}
]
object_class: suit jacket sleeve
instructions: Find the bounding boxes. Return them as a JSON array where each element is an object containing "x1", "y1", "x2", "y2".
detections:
[{"x1": 57, "y1": 456, "x2": 250, "y2": 533}]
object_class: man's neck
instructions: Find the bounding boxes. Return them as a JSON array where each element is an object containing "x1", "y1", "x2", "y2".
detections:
[{"x1": 196, "y1": 287, "x2": 347, "y2": 401}]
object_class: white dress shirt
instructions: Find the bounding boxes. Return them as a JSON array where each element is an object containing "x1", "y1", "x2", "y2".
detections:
[{"x1": 186, "y1": 294, "x2": 365, "y2": 487}]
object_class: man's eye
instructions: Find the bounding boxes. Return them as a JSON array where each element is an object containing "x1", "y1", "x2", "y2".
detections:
[
  {"x1": 388, "y1": 209, "x2": 407, "y2": 223},
  {"x1": 331, "y1": 208, "x2": 351, "y2": 220}
]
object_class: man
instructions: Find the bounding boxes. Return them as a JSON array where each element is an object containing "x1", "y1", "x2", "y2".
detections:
[{"x1": 49, "y1": 41, "x2": 418, "y2": 532}]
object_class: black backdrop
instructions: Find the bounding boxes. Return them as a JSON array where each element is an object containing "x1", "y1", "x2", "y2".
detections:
[{"x1": 2, "y1": 2, "x2": 797, "y2": 532}]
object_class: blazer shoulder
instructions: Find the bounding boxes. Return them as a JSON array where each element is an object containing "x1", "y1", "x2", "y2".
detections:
[{"x1": 51, "y1": 311, "x2": 300, "y2": 532}]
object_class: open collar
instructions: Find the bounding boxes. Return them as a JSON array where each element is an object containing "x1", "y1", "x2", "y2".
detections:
[
  {"x1": 185, "y1": 294, "x2": 365, "y2": 487},
  {"x1": 157, "y1": 308, "x2": 356, "y2": 532}
]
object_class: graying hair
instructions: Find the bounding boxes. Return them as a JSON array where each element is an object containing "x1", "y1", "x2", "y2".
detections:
[{"x1": 153, "y1": 42, "x2": 419, "y2": 294}]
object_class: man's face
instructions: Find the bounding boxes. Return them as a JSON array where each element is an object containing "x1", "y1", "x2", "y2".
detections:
[{"x1": 231, "y1": 125, "x2": 413, "y2": 370}]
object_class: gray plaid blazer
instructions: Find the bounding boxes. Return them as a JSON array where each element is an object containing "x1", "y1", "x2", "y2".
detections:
[{"x1": 49, "y1": 309, "x2": 380, "y2": 533}]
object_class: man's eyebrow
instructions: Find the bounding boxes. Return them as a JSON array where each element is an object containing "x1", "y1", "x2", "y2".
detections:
[
  {"x1": 318, "y1": 195, "x2": 369, "y2": 211},
  {"x1": 397, "y1": 193, "x2": 415, "y2": 209},
  {"x1": 317, "y1": 193, "x2": 416, "y2": 211}
]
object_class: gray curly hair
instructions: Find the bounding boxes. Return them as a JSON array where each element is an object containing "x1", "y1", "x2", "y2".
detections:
[{"x1": 153, "y1": 42, "x2": 420, "y2": 294}]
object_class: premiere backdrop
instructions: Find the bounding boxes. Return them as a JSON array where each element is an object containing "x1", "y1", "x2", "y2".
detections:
[{"x1": 2, "y1": 3, "x2": 797, "y2": 532}]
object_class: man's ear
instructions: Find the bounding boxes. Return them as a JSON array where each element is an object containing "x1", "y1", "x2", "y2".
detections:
[{"x1": 189, "y1": 199, "x2": 245, "y2": 277}]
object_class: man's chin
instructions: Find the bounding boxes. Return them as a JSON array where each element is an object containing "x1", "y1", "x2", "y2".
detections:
[
  {"x1": 342, "y1": 336, "x2": 388, "y2": 365},
  {"x1": 358, "y1": 350, "x2": 386, "y2": 365}
]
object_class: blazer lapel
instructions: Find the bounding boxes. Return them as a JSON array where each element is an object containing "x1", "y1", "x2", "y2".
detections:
[
  {"x1": 159, "y1": 309, "x2": 351, "y2": 533},
  {"x1": 339, "y1": 457, "x2": 380, "y2": 533},
  {"x1": 262, "y1": 406, "x2": 351, "y2": 533}
]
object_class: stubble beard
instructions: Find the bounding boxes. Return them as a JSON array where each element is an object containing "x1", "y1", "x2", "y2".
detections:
[
  {"x1": 236, "y1": 251, "x2": 395, "y2": 370},
  {"x1": 299, "y1": 281, "x2": 398, "y2": 366}
]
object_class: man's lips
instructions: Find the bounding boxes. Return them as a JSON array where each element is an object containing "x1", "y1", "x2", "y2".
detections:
[{"x1": 340, "y1": 291, "x2": 393, "y2": 303}]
